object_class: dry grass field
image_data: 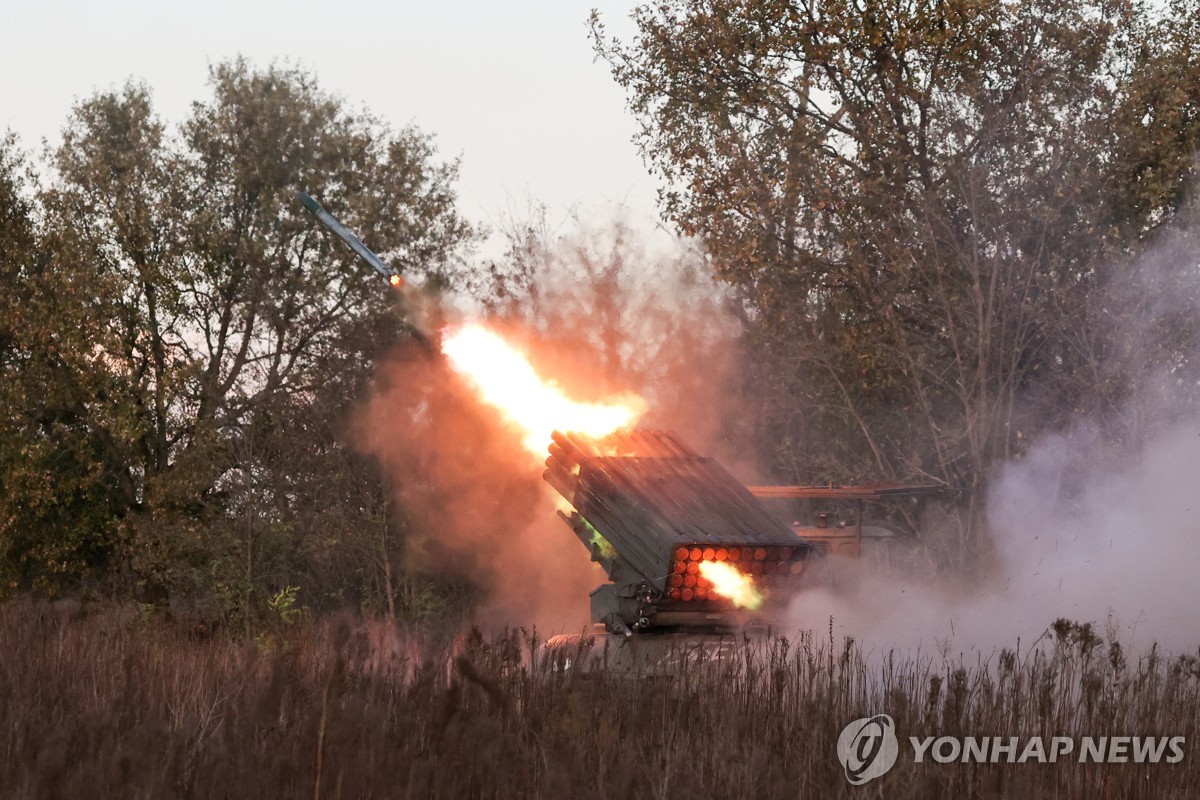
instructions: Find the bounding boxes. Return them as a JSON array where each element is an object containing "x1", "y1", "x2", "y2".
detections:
[{"x1": 1, "y1": 600, "x2": 1196, "y2": 799}]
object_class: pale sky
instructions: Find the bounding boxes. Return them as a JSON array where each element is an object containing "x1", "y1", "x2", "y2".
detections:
[{"x1": 0, "y1": 0, "x2": 664, "y2": 254}]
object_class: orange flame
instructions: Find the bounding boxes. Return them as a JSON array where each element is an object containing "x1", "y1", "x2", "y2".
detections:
[
  {"x1": 441, "y1": 322, "x2": 646, "y2": 454},
  {"x1": 698, "y1": 561, "x2": 763, "y2": 609}
]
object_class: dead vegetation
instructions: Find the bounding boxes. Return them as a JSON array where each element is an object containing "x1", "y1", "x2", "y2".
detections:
[{"x1": 0, "y1": 600, "x2": 1195, "y2": 799}]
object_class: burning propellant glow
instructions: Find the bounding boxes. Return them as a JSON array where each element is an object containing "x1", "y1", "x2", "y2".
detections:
[
  {"x1": 698, "y1": 560, "x2": 764, "y2": 609},
  {"x1": 440, "y1": 322, "x2": 646, "y2": 454}
]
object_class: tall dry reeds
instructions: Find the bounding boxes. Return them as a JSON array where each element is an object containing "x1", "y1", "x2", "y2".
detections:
[{"x1": 0, "y1": 601, "x2": 1195, "y2": 798}]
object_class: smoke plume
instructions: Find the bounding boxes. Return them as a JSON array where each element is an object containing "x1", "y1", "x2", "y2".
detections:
[{"x1": 788, "y1": 217, "x2": 1200, "y2": 654}]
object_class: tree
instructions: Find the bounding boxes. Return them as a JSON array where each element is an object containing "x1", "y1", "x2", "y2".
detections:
[
  {"x1": 593, "y1": 0, "x2": 1200, "y2": 564},
  {"x1": 0, "y1": 134, "x2": 142, "y2": 594},
  {"x1": 0, "y1": 60, "x2": 474, "y2": 614}
]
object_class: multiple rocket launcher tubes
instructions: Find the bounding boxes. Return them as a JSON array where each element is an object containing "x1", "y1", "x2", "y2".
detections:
[{"x1": 545, "y1": 430, "x2": 813, "y2": 609}]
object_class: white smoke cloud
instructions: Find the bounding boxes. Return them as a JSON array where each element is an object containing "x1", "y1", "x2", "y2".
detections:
[
  {"x1": 787, "y1": 220, "x2": 1200, "y2": 655},
  {"x1": 984, "y1": 421, "x2": 1200, "y2": 649}
]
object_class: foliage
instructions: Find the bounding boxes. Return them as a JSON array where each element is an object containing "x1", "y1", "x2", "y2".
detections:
[
  {"x1": 0, "y1": 60, "x2": 473, "y2": 619},
  {"x1": 592, "y1": 0, "x2": 1200, "y2": 562}
]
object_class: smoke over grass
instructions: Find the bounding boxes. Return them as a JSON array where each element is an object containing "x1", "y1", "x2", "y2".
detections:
[
  {"x1": 986, "y1": 420, "x2": 1200, "y2": 648},
  {"x1": 979, "y1": 215, "x2": 1200, "y2": 651},
  {"x1": 789, "y1": 216, "x2": 1200, "y2": 654}
]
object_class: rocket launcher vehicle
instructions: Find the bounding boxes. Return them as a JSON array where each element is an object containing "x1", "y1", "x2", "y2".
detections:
[{"x1": 545, "y1": 430, "x2": 815, "y2": 634}]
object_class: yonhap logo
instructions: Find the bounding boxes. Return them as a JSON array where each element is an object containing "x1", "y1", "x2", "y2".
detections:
[
  {"x1": 834, "y1": 713, "x2": 1185, "y2": 785},
  {"x1": 837, "y1": 714, "x2": 899, "y2": 785}
]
